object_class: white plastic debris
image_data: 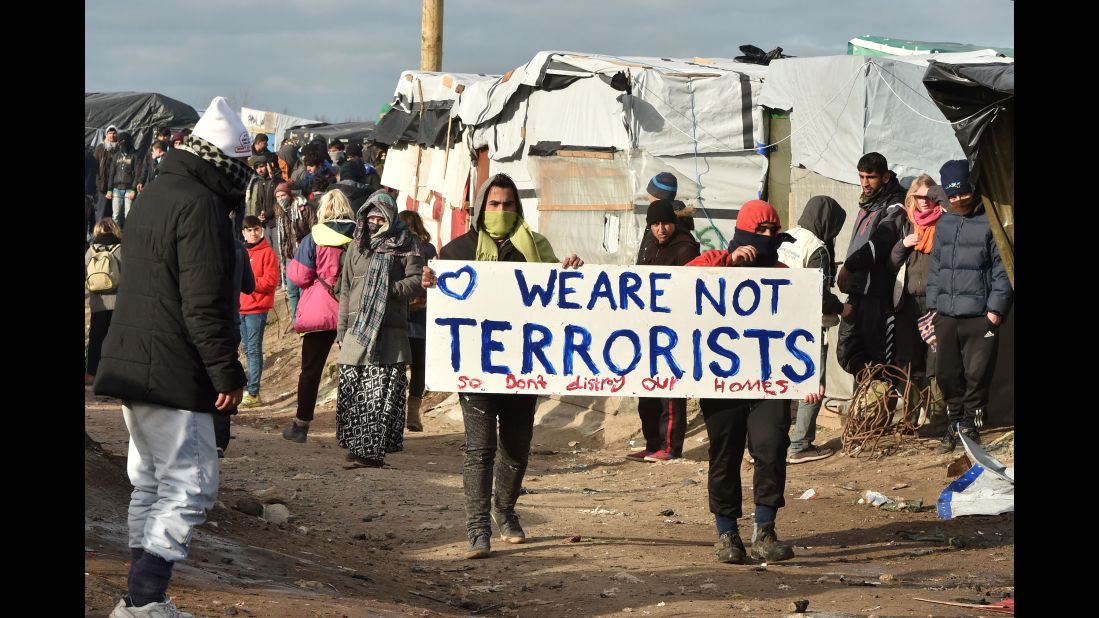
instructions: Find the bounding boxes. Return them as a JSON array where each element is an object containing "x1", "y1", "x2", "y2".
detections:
[{"x1": 937, "y1": 432, "x2": 1014, "y2": 519}]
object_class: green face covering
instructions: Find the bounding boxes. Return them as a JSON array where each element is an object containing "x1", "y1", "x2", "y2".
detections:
[{"x1": 482, "y1": 210, "x2": 518, "y2": 240}]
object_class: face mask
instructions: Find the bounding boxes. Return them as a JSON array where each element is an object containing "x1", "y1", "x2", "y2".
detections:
[
  {"x1": 483, "y1": 211, "x2": 518, "y2": 240},
  {"x1": 367, "y1": 221, "x2": 382, "y2": 236},
  {"x1": 277, "y1": 196, "x2": 290, "y2": 208}
]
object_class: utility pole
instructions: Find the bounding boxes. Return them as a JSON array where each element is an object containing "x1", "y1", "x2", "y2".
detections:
[{"x1": 421, "y1": 0, "x2": 443, "y2": 71}]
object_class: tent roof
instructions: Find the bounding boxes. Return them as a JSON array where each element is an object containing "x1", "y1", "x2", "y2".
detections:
[
  {"x1": 284, "y1": 121, "x2": 376, "y2": 143},
  {"x1": 757, "y1": 51, "x2": 1011, "y2": 185},
  {"x1": 456, "y1": 50, "x2": 769, "y2": 129},
  {"x1": 849, "y1": 35, "x2": 1014, "y2": 58},
  {"x1": 85, "y1": 91, "x2": 199, "y2": 145}
]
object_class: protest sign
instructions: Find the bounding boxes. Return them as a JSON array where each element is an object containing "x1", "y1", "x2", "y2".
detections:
[{"x1": 425, "y1": 260, "x2": 822, "y2": 399}]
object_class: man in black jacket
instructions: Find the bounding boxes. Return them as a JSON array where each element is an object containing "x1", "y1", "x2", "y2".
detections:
[
  {"x1": 96, "y1": 96, "x2": 250, "y2": 618},
  {"x1": 422, "y1": 173, "x2": 583, "y2": 560},
  {"x1": 629, "y1": 199, "x2": 701, "y2": 462},
  {"x1": 836, "y1": 152, "x2": 906, "y2": 375},
  {"x1": 928, "y1": 160, "x2": 1012, "y2": 453}
]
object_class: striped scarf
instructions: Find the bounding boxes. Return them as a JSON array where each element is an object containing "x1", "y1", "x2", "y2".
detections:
[{"x1": 350, "y1": 191, "x2": 419, "y2": 362}]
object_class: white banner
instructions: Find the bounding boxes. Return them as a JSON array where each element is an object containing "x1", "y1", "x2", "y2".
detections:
[{"x1": 425, "y1": 260, "x2": 822, "y2": 399}]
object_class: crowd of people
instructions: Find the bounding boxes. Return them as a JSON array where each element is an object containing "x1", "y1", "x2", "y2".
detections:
[{"x1": 85, "y1": 96, "x2": 1012, "y2": 617}]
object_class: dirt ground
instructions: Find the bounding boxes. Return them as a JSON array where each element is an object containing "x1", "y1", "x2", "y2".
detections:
[{"x1": 85, "y1": 297, "x2": 1014, "y2": 617}]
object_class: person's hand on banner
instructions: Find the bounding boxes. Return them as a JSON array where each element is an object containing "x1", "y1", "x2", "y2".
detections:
[
  {"x1": 803, "y1": 383, "x2": 825, "y2": 404},
  {"x1": 561, "y1": 254, "x2": 584, "y2": 269},
  {"x1": 421, "y1": 265, "x2": 437, "y2": 288}
]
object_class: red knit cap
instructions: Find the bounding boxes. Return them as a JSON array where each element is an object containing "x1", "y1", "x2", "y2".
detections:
[
  {"x1": 735, "y1": 199, "x2": 781, "y2": 233},
  {"x1": 274, "y1": 182, "x2": 293, "y2": 196}
]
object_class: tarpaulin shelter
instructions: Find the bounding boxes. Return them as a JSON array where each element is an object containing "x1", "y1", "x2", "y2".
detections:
[
  {"x1": 384, "y1": 52, "x2": 770, "y2": 264},
  {"x1": 378, "y1": 71, "x2": 501, "y2": 250},
  {"x1": 85, "y1": 92, "x2": 199, "y2": 153},
  {"x1": 923, "y1": 61, "x2": 1014, "y2": 286},
  {"x1": 85, "y1": 91, "x2": 200, "y2": 194}
]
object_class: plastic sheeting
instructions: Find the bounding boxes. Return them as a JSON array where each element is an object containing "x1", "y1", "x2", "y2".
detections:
[
  {"x1": 924, "y1": 61, "x2": 1015, "y2": 287},
  {"x1": 758, "y1": 56, "x2": 869, "y2": 184},
  {"x1": 633, "y1": 70, "x2": 763, "y2": 157},
  {"x1": 759, "y1": 52, "x2": 1013, "y2": 185},
  {"x1": 240, "y1": 107, "x2": 321, "y2": 151},
  {"x1": 85, "y1": 91, "x2": 200, "y2": 153},
  {"x1": 524, "y1": 77, "x2": 626, "y2": 155}
]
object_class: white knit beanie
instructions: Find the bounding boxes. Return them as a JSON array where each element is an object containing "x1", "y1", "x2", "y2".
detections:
[{"x1": 191, "y1": 96, "x2": 252, "y2": 159}]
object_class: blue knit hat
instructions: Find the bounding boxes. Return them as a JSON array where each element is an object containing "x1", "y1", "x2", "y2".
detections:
[
  {"x1": 647, "y1": 172, "x2": 678, "y2": 201},
  {"x1": 939, "y1": 160, "x2": 973, "y2": 197}
]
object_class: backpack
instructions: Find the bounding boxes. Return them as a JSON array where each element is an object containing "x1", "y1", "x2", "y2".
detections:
[{"x1": 86, "y1": 244, "x2": 121, "y2": 293}]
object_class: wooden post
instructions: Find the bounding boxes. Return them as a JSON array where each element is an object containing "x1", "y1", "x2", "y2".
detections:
[{"x1": 421, "y1": 0, "x2": 443, "y2": 71}]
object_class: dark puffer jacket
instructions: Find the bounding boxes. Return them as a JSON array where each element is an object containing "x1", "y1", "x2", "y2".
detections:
[
  {"x1": 843, "y1": 173, "x2": 906, "y2": 298},
  {"x1": 927, "y1": 203, "x2": 1012, "y2": 318},
  {"x1": 94, "y1": 148, "x2": 247, "y2": 414}
]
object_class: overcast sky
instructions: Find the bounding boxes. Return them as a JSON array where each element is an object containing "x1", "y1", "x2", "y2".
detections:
[{"x1": 85, "y1": 0, "x2": 1014, "y2": 123}]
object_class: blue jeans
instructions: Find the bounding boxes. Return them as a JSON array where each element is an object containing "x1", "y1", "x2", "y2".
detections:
[
  {"x1": 112, "y1": 188, "x2": 135, "y2": 228},
  {"x1": 286, "y1": 277, "x2": 301, "y2": 323},
  {"x1": 789, "y1": 343, "x2": 827, "y2": 453},
  {"x1": 240, "y1": 313, "x2": 267, "y2": 396}
]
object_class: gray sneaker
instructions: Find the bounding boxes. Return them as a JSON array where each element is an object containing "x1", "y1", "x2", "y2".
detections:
[
  {"x1": 465, "y1": 532, "x2": 491, "y2": 559},
  {"x1": 715, "y1": 530, "x2": 747, "y2": 564},
  {"x1": 110, "y1": 597, "x2": 194, "y2": 618},
  {"x1": 786, "y1": 446, "x2": 834, "y2": 464},
  {"x1": 492, "y1": 510, "x2": 526, "y2": 544}
]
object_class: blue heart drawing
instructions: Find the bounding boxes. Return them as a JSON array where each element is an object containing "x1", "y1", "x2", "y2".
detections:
[{"x1": 437, "y1": 265, "x2": 478, "y2": 300}]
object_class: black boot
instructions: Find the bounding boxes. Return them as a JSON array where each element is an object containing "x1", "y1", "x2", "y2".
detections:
[
  {"x1": 715, "y1": 530, "x2": 747, "y2": 564},
  {"x1": 936, "y1": 423, "x2": 958, "y2": 454},
  {"x1": 750, "y1": 522, "x2": 794, "y2": 562}
]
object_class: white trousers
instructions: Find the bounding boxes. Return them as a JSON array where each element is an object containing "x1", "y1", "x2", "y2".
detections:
[{"x1": 122, "y1": 402, "x2": 219, "y2": 562}]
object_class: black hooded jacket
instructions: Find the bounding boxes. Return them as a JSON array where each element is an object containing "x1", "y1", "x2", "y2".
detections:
[
  {"x1": 94, "y1": 147, "x2": 247, "y2": 414},
  {"x1": 785, "y1": 196, "x2": 847, "y2": 315},
  {"x1": 843, "y1": 173, "x2": 906, "y2": 298}
]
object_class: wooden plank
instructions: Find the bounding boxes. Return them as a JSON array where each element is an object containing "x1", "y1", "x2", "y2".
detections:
[
  {"x1": 555, "y1": 150, "x2": 614, "y2": 160},
  {"x1": 537, "y1": 203, "x2": 633, "y2": 212}
]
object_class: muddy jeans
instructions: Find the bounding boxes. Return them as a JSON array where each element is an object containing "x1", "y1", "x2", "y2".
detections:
[{"x1": 460, "y1": 392, "x2": 538, "y2": 538}]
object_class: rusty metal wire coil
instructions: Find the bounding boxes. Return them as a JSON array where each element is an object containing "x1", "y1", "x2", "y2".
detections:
[{"x1": 823, "y1": 363, "x2": 927, "y2": 459}]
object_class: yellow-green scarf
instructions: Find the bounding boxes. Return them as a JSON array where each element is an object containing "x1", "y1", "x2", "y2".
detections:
[{"x1": 475, "y1": 214, "x2": 556, "y2": 263}]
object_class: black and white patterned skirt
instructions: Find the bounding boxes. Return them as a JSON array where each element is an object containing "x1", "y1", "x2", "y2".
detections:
[{"x1": 336, "y1": 362, "x2": 408, "y2": 461}]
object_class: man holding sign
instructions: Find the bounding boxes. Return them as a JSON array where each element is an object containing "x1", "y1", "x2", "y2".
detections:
[
  {"x1": 688, "y1": 200, "x2": 799, "y2": 564},
  {"x1": 421, "y1": 173, "x2": 584, "y2": 559}
]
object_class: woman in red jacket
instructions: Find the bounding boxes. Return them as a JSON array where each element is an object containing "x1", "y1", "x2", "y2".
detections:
[{"x1": 239, "y1": 215, "x2": 280, "y2": 407}]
